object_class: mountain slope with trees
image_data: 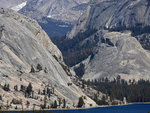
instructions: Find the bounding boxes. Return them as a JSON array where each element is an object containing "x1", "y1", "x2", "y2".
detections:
[
  {"x1": 0, "y1": 8, "x2": 96, "y2": 110},
  {"x1": 53, "y1": 0, "x2": 150, "y2": 81}
]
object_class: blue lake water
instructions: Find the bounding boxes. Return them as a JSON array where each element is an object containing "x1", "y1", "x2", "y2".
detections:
[{"x1": 4, "y1": 103, "x2": 150, "y2": 113}]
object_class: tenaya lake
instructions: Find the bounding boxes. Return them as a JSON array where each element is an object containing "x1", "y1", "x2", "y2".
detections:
[{"x1": 2, "y1": 103, "x2": 150, "y2": 113}]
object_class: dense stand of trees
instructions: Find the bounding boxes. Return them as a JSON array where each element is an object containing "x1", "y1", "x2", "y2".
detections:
[
  {"x1": 74, "y1": 63, "x2": 85, "y2": 78},
  {"x1": 83, "y1": 76, "x2": 150, "y2": 103},
  {"x1": 0, "y1": 82, "x2": 56, "y2": 110},
  {"x1": 51, "y1": 24, "x2": 150, "y2": 67},
  {"x1": 51, "y1": 29, "x2": 98, "y2": 66}
]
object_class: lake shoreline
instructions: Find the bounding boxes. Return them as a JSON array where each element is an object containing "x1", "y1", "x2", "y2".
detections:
[{"x1": 1, "y1": 102, "x2": 150, "y2": 112}]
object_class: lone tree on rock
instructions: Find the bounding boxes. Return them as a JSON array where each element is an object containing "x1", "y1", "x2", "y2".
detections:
[
  {"x1": 77, "y1": 97, "x2": 84, "y2": 108},
  {"x1": 30, "y1": 65, "x2": 35, "y2": 73},
  {"x1": 26, "y1": 83, "x2": 32, "y2": 97},
  {"x1": 37, "y1": 64, "x2": 42, "y2": 71},
  {"x1": 51, "y1": 100, "x2": 57, "y2": 108},
  {"x1": 3, "y1": 83, "x2": 10, "y2": 91}
]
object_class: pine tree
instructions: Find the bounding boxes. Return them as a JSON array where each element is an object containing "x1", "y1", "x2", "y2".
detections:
[
  {"x1": 30, "y1": 65, "x2": 35, "y2": 73},
  {"x1": 62, "y1": 99, "x2": 66, "y2": 108},
  {"x1": 26, "y1": 83, "x2": 32, "y2": 97},
  {"x1": 14, "y1": 85, "x2": 18, "y2": 91},
  {"x1": 3, "y1": 83, "x2": 10, "y2": 91},
  {"x1": 43, "y1": 96, "x2": 47, "y2": 109},
  {"x1": 0, "y1": 95, "x2": 2, "y2": 100},
  {"x1": 37, "y1": 64, "x2": 42, "y2": 71},
  {"x1": 44, "y1": 67, "x2": 48, "y2": 73},
  {"x1": 52, "y1": 100, "x2": 57, "y2": 108},
  {"x1": 77, "y1": 97, "x2": 84, "y2": 108}
]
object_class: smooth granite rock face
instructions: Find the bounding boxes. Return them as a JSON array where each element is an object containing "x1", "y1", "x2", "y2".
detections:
[
  {"x1": 68, "y1": 0, "x2": 150, "y2": 38},
  {"x1": 67, "y1": 0, "x2": 150, "y2": 81},
  {"x1": 0, "y1": 8, "x2": 96, "y2": 108},
  {"x1": 82, "y1": 31, "x2": 150, "y2": 81}
]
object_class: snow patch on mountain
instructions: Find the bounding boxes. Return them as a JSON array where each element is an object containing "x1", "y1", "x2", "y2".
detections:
[
  {"x1": 11, "y1": 1, "x2": 27, "y2": 11},
  {"x1": 0, "y1": 0, "x2": 26, "y2": 9}
]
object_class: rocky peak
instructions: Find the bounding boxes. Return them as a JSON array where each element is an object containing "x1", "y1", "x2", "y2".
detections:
[{"x1": 68, "y1": 0, "x2": 150, "y2": 38}]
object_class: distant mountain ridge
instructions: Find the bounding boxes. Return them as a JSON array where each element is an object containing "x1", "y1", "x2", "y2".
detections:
[
  {"x1": 0, "y1": 0, "x2": 89, "y2": 23},
  {"x1": 68, "y1": 0, "x2": 150, "y2": 38},
  {"x1": 0, "y1": 0, "x2": 89, "y2": 37},
  {"x1": 19, "y1": 0, "x2": 89, "y2": 23}
]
